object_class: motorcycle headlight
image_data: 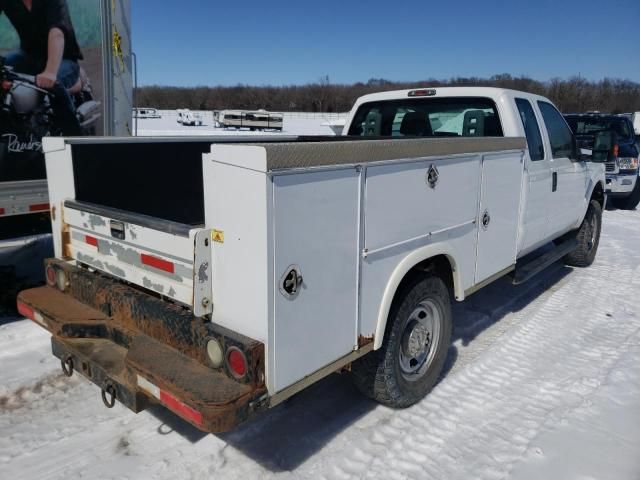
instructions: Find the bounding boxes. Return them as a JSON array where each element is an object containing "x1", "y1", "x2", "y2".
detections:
[{"x1": 618, "y1": 157, "x2": 639, "y2": 170}]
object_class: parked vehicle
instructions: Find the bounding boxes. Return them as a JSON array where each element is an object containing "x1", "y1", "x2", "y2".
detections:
[
  {"x1": 565, "y1": 113, "x2": 639, "y2": 210},
  {"x1": 630, "y1": 112, "x2": 640, "y2": 136},
  {"x1": 133, "y1": 108, "x2": 161, "y2": 119},
  {"x1": 177, "y1": 109, "x2": 203, "y2": 126},
  {"x1": 217, "y1": 109, "x2": 284, "y2": 131},
  {"x1": 18, "y1": 87, "x2": 605, "y2": 432}
]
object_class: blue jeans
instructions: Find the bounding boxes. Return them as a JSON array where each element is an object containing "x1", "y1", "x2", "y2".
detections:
[{"x1": 5, "y1": 50, "x2": 82, "y2": 136}]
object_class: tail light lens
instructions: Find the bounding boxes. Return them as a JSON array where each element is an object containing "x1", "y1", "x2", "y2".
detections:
[
  {"x1": 1, "y1": 80, "x2": 12, "y2": 91},
  {"x1": 613, "y1": 144, "x2": 619, "y2": 157},
  {"x1": 55, "y1": 269, "x2": 69, "y2": 292},
  {"x1": 206, "y1": 339, "x2": 224, "y2": 368},
  {"x1": 226, "y1": 347, "x2": 247, "y2": 379},
  {"x1": 46, "y1": 265, "x2": 56, "y2": 286}
]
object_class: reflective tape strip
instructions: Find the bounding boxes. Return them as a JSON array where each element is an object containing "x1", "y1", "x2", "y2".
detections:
[
  {"x1": 136, "y1": 374, "x2": 203, "y2": 425},
  {"x1": 85, "y1": 235, "x2": 99, "y2": 247},
  {"x1": 32, "y1": 310, "x2": 46, "y2": 327},
  {"x1": 159, "y1": 391, "x2": 203, "y2": 425},
  {"x1": 137, "y1": 374, "x2": 160, "y2": 399},
  {"x1": 29, "y1": 203, "x2": 50, "y2": 212},
  {"x1": 17, "y1": 301, "x2": 34, "y2": 320},
  {"x1": 140, "y1": 253, "x2": 175, "y2": 274}
]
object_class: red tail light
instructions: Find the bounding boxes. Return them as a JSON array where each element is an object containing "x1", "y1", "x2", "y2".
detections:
[
  {"x1": 408, "y1": 89, "x2": 436, "y2": 97},
  {"x1": 0, "y1": 208, "x2": 5, "y2": 216},
  {"x1": 226, "y1": 347, "x2": 248, "y2": 379},
  {"x1": 1, "y1": 80, "x2": 12, "y2": 91},
  {"x1": 613, "y1": 144, "x2": 619, "y2": 157}
]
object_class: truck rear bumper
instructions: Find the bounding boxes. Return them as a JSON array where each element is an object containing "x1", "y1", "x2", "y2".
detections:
[{"x1": 17, "y1": 260, "x2": 267, "y2": 433}]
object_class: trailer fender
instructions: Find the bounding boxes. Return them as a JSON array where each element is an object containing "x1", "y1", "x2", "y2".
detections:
[{"x1": 373, "y1": 243, "x2": 463, "y2": 350}]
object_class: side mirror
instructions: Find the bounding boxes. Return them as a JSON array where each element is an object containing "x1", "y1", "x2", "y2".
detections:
[{"x1": 591, "y1": 131, "x2": 615, "y2": 162}]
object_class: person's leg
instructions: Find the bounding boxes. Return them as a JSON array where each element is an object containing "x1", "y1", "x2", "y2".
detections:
[
  {"x1": 50, "y1": 60, "x2": 83, "y2": 136},
  {"x1": 3, "y1": 51, "x2": 42, "y2": 75}
]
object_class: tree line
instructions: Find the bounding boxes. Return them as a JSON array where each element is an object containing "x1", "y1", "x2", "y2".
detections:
[{"x1": 135, "y1": 74, "x2": 640, "y2": 114}]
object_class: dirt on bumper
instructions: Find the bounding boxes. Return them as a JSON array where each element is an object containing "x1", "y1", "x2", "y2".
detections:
[{"x1": 17, "y1": 260, "x2": 267, "y2": 433}]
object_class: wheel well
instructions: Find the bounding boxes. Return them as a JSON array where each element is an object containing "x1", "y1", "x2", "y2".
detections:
[
  {"x1": 396, "y1": 255, "x2": 454, "y2": 299},
  {"x1": 591, "y1": 182, "x2": 605, "y2": 209}
]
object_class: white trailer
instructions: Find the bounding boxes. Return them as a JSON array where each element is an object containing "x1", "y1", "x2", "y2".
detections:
[
  {"x1": 19, "y1": 87, "x2": 605, "y2": 432},
  {"x1": 218, "y1": 110, "x2": 284, "y2": 131},
  {"x1": 0, "y1": 0, "x2": 132, "y2": 304}
]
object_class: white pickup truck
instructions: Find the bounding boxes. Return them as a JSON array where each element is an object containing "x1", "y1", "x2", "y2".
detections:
[{"x1": 18, "y1": 87, "x2": 605, "y2": 432}]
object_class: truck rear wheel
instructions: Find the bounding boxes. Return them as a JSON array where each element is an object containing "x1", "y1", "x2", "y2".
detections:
[
  {"x1": 610, "y1": 180, "x2": 640, "y2": 210},
  {"x1": 352, "y1": 274, "x2": 452, "y2": 408},
  {"x1": 563, "y1": 199, "x2": 602, "y2": 268}
]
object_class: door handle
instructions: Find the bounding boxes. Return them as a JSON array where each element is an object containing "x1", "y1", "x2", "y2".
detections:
[{"x1": 552, "y1": 171, "x2": 558, "y2": 192}]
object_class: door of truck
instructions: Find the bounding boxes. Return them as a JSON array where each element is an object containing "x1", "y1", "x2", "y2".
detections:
[
  {"x1": 474, "y1": 151, "x2": 524, "y2": 283},
  {"x1": 515, "y1": 98, "x2": 552, "y2": 251},
  {"x1": 272, "y1": 169, "x2": 360, "y2": 392},
  {"x1": 537, "y1": 101, "x2": 588, "y2": 232}
]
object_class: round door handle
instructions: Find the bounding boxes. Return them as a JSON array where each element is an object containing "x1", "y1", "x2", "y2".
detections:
[
  {"x1": 280, "y1": 265, "x2": 303, "y2": 299},
  {"x1": 481, "y1": 210, "x2": 491, "y2": 230}
]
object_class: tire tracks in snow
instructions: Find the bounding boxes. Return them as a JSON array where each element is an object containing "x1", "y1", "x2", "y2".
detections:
[{"x1": 320, "y1": 253, "x2": 640, "y2": 479}]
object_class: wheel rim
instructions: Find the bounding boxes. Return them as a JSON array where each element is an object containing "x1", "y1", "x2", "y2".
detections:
[
  {"x1": 586, "y1": 209, "x2": 598, "y2": 252},
  {"x1": 398, "y1": 299, "x2": 442, "y2": 382}
]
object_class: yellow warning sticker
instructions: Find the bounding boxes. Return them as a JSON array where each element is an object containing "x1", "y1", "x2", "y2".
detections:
[{"x1": 212, "y1": 230, "x2": 225, "y2": 243}]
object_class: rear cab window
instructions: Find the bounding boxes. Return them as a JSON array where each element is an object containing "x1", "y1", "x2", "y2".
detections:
[
  {"x1": 347, "y1": 97, "x2": 504, "y2": 138},
  {"x1": 515, "y1": 98, "x2": 545, "y2": 161}
]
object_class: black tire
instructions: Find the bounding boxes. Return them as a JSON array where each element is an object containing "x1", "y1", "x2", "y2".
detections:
[
  {"x1": 610, "y1": 180, "x2": 640, "y2": 210},
  {"x1": 563, "y1": 199, "x2": 602, "y2": 268},
  {"x1": 352, "y1": 274, "x2": 452, "y2": 408}
]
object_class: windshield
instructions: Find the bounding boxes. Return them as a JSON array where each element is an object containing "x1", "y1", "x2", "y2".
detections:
[
  {"x1": 566, "y1": 117, "x2": 633, "y2": 142},
  {"x1": 347, "y1": 97, "x2": 503, "y2": 137}
]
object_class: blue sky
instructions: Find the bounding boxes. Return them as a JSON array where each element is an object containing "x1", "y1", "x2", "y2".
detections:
[{"x1": 132, "y1": 0, "x2": 640, "y2": 87}]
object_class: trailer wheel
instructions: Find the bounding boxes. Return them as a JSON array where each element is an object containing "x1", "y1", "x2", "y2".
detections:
[
  {"x1": 352, "y1": 273, "x2": 452, "y2": 408},
  {"x1": 563, "y1": 199, "x2": 602, "y2": 267}
]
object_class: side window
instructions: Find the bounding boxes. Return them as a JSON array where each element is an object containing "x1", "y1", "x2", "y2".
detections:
[
  {"x1": 538, "y1": 101, "x2": 575, "y2": 159},
  {"x1": 515, "y1": 98, "x2": 545, "y2": 161}
]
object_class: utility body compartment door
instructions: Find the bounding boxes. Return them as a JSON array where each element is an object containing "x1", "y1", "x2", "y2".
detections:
[
  {"x1": 474, "y1": 152, "x2": 524, "y2": 283},
  {"x1": 272, "y1": 169, "x2": 360, "y2": 392}
]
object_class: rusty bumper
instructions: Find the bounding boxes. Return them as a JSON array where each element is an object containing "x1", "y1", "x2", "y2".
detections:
[{"x1": 17, "y1": 259, "x2": 267, "y2": 433}]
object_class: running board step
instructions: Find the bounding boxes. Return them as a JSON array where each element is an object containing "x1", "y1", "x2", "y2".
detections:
[{"x1": 511, "y1": 239, "x2": 578, "y2": 285}]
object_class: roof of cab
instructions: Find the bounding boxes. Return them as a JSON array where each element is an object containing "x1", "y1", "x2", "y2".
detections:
[{"x1": 352, "y1": 86, "x2": 546, "y2": 106}]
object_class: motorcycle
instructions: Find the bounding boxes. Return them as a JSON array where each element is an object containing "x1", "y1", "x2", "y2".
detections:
[{"x1": 0, "y1": 55, "x2": 102, "y2": 182}]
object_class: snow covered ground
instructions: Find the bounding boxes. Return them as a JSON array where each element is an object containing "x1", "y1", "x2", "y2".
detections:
[{"x1": 2, "y1": 207, "x2": 639, "y2": 479}]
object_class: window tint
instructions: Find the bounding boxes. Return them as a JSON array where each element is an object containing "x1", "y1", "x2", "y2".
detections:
[
  {"x1": 347, "y1": 97, "x2": 503, "y2": 138},
  {"x1": 565, "y1": 117, "x2": 633, "y2": 142},
  {"x1": 538, "y1": 101, "x2": 575, "y2": 159},
  {"x1": 515, "y1": 98, "x2": 545, "y2": 161}
]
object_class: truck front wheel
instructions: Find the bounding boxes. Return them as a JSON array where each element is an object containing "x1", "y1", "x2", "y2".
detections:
[
  {"x1": 563, "y1": 199, "x2": 602, "y2": 268},
  {"x1": 352, "y1": 274, "x2": 452, "y2": 408}
]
